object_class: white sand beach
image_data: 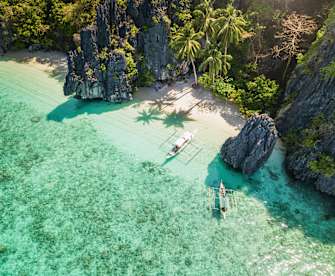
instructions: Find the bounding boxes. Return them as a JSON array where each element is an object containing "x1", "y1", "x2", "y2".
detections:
[{"x1": 6, "y1": 50, "x2": 245, "y2": 140}]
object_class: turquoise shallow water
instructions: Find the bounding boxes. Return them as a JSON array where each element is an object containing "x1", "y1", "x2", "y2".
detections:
[{"x1": 1, "y1": 58, "x2": 335, "y2": 275}]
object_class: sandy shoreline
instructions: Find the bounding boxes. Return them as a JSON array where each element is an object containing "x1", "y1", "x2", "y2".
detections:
[{"x1": 4, "y1": 50, "x2": 245, "y2": 138}]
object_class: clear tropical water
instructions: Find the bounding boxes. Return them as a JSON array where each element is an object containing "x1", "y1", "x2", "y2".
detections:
[{"x1": 0, "y1": 57, "x2": 335, "y2": 275}]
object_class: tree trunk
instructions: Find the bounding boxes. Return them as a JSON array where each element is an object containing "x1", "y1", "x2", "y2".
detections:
[
  {"x1": 282, "y1": 56, "x2": 292, "y2": 81},
  {"x1": 191, "y1": 59, "x2": 198, "y2": 85},
  {"x1": 224, "y1": 40, "x2": 228, "y2": 75}
]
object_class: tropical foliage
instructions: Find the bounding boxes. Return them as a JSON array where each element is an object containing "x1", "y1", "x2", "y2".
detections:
[
  {"x1": 0, "y1": 0, "x2": 101, "y2": 50},
  {"x1": 199, "y1": 73, "x2": 279, "y2": 116},
  {"x1": 171, "y1": 1, "x2": 281, "y2": 116},
  {"x1": 193, "y1": 0, "x2": 216, "y2": 44},
  {"x1": 170, "y1": 24, "x2": 203, "y2": 85}
]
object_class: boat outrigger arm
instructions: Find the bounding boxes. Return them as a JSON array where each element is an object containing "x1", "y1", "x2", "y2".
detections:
[{"x1": 167, "y1": 131, "x2": 193, "y2": 158}]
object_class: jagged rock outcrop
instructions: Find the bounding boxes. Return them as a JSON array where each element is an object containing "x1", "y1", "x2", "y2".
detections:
[
  {"x1": 221, "y1": 114, "x2": 278, "y2": 175},
  {"x1": 0, "y1": 22, "x2": 10, "y2": 55},
  {"x1": 138, "y1": 22, "x2": 174, "y2": 80},
  {"x1": 276, "y1": 13, "x2": 335, "y2": 195},
  {"x1": 64, "y1": 1, "x2": 132, "y2": 102},
  {"x1": 64, "y1": 0, "x2": 178, "y2": 102}
]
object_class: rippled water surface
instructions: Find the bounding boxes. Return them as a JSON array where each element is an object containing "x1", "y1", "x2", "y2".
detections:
[{"x1": 1, "y1": 58, "x2": 335, "y2": 275}]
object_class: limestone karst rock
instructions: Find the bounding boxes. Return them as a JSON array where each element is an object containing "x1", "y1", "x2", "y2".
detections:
[
  {"x1": 276, "y1": 16, "x2": 335, "y2": 195},
  {"x1": 221, "y1": 114, "x2": 278, "y2": 175},
  {"x1": 64, "y1": 0, "x2": 177, "y2": 102}
]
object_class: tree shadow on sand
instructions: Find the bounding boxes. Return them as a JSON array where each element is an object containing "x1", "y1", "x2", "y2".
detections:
[
  {"x1": 135, "y1": 107, "x2": 163, "y2": 125},
  {"x1": 162, "y1": 110, "x2": 195, "y2": 128},
  {"x1": 205, "y1": 151, "x2": 335, "y2": 244},
  {"x1": 47, "y1": 97, "x2": 132, "y2": 122}
]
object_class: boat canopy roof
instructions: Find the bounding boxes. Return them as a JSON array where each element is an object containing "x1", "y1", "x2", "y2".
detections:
[
  {"x1": 175, "y1": 132, "x2": 192, "y2": 147},
  {"x1": 175, "y1": 138, "x2": 186, "y2": 147}
]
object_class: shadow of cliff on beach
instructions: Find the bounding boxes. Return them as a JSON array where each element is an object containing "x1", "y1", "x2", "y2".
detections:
[
  {"x1": 47, "y1": 97, "x2": 132, "y2": 122},
  {"x1": 205, "y1": 150, "x2": 335, "y2": 244}
]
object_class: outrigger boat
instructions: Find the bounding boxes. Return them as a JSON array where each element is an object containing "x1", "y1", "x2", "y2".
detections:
[
  {"x1": 167, "y1": 131, "x2": 193, "y2": 158},
  {"x1": 207, "y1": 180, "x2": 237, "y2": 219},
  {"x1": 219, "y1": 180, "x2": 229, "y2": 217}
]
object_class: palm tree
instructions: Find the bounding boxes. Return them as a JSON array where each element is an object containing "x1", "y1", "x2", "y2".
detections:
[
  {"x1": 170, "y1": 24, "x2": 204, "y2": 85},
  {"x1": 193, "y1": 0, "x2": 216, "y2": 44},
  {"x1": 199, "y1": 42, "x2": 232, "y2": 82},
  {"x1": 215, "y1": 5, "x2": 247, "y2": 70}
]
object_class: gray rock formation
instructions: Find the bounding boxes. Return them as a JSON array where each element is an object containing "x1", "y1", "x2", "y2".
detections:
[
  {"x1": 64, "y1": 1, "x2": 132, "y2": 102},
  {"x1": 64, "y1": 0, "x2": 178, "y2": 101},
  {"x1": 138, "y1": 22, "x2": 174, "y2": 81},
  {"x1": 0, "y1": 22, "x2": 7, "y2": 56},
  {"x1": 221, "y1": 114, "x2": 278, "y2": 175},
  {"x1": 276, "y1": 15, "x2": 335, "y2": 195}
]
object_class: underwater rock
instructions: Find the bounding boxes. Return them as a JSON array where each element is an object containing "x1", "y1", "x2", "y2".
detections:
[
  {"x1": 220, "y1": 114, "x2": 278, "y2": 175},
  {"x1": 0, "y1": 244, "x2": 7, "y2": 254},
  {"x1": 277, "y1": 17, "x2": 335, "y2": 195},
  {"x1": 30, "y1": 116, "x2": 41, "y2": 123}
]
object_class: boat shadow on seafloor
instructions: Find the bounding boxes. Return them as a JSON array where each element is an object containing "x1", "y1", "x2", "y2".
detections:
[
  {"x1": 47, "y1": 97, "x2": 133, "y2": 122},
  {"x1": 205, "y1": 154, "x2": 335, "y2": 243}
]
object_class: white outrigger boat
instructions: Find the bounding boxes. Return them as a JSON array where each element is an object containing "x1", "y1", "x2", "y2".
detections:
[{"x1": 166, "y1": 131, "x2": 193, "y2": 158}]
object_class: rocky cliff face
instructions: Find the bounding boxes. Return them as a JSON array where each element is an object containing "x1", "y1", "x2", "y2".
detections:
[
  {"x1": 64, "y1": 0, "x2": 179, "y2": 102},
  {"x1": 64, "y1": 25, "x2": 132, "y2": 102},
  {"x1": 0, "y1": 22, "x2": 11, "y2": 55},
  {"x1": 221, "y1": 114, "x2": 278, "y2": 175},
  {"x1": 138, "y1": 22, "x2": 174, "y2": 81},
  {"x1": 276, "y1": 10, "x2": 335, "y2": 195}
]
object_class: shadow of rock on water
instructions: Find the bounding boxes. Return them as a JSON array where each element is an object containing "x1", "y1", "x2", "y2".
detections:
[
  {"x1": 47, "y1": 97, "x2": 132, "y2": 122},
  {"x1": 205, "y1": 152, "x2": 335, "y2": 244}
]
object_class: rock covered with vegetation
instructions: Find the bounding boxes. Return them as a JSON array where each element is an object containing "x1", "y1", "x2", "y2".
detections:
[
  {"x1": 221, "y1": 114, "x2": 278, "y2": 175},
  {"x1": 277, "y1": 8, "x2": 335, "y2": 195},
  {"x1": 138, "y1": 22, "x2": 174, "y2": 81},
  {"x1": 63, "y1": 0, "x2": 133, "y2": 102},
  {"x1": 64, "y1": 0, "x2": 183, "y2": 101}
]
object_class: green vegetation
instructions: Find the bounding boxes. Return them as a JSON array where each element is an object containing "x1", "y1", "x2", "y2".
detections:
[
  {"x1": 0, "y1": 0, "x2": 101, "y2": 50},
  {"x1": 199, "y1": 73, "x2": 279, "y2": 116},
  {"x1": 301, "y1": 114, "x2": 334, "y2": 148},
  {"x1": 215, "y1": 4, "x2": 247, "y2": 74},
  {"x1": 309, "y1": 154, "x2": 335, "y2": 177},
  {"x1": 298, "y1": 7, "x2": 335, "y2": 70},
  {"x1": 170, "y1": 24, "x2": 203, "y2": 85},
  {"x1": 193, "y1": 0, "x2": 216, "y2": 44},
  {"x1": 321, "y1": 60, "x2": 335, "y2": 79},
  {"x1": 1, "y1": 0, "x2": 332, "y2": 118},
  {"x1": 137, "y1": 60, "x2": 156, "y2": 87},
  {"x1": 169, "y1": 2, "x2": 283, "y2": 116},
  {"x1": 242, "y1": 75, "x2": 279, "y2": 114},
  {"x1": 284, "y1": 114, "x2": 335, "y2": 149},
  {"x1": 199, "y1": 41, "x2": 230, "y2": 82},
  {"x1": 125, "y1": 52, "x2": 138, "y2": 82}
]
